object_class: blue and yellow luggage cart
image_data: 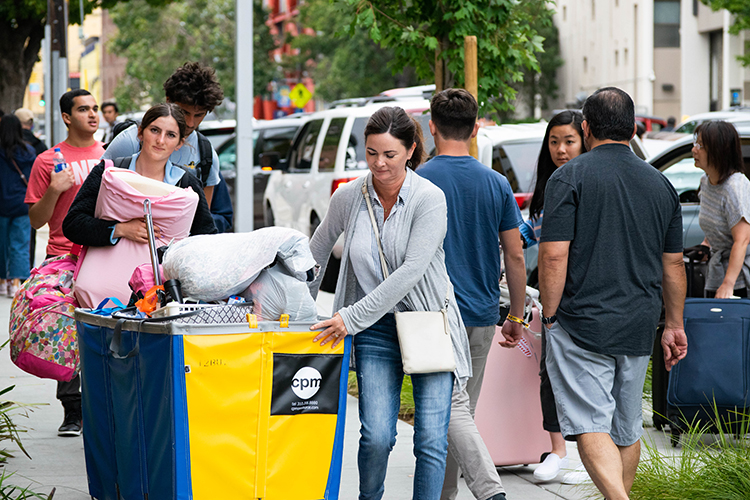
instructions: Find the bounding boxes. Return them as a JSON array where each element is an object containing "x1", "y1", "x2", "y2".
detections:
[{"x1": 75, "y1": 310, "x2": 350, "y2": 500}]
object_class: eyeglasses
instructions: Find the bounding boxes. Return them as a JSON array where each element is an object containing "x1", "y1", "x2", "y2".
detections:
[{"x1": 693, "y1": 142, "x2": 703, "y2": 150}]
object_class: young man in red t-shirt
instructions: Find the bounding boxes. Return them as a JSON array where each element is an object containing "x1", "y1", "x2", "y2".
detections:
[{"x1": 25, "y1": 89, "x2": 103, "y2": 437}]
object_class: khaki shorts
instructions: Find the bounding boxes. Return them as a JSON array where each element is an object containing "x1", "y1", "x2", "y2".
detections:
[{"x1": 545, "y1": 321, "x2": 650, "y2": 447}]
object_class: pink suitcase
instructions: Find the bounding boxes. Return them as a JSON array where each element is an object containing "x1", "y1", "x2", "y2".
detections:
[{"x1": 474, "y1": 307, "x2": 550, "y2": 466}]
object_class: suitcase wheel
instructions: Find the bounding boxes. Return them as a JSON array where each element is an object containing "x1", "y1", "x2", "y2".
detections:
[{"x1": 670, "y1": 428, "x2": 681, "y2": 448}]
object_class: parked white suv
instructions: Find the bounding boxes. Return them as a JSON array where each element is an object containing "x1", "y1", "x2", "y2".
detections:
[{"x1": 263, "y1": 100, "x2": 434, "y2": 236}]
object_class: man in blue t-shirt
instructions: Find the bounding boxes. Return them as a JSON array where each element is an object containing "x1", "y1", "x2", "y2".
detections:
[{"x1": 418, "y1": 89, "x2": 526, "y2": 500}]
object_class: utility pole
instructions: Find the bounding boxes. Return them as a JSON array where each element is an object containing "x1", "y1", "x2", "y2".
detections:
[
  {"x1": 48, "y1": 0, "x2": 69, "y2": 145},
  {"x1": 435, "y1": 43, "x2": 443, "y2": 94},
  {"x1": 464, "y1": 36, "x2": 478, "y2": 159},
  {"x1": 235, "y1": 0, "x2": 254, "y2": 231}
]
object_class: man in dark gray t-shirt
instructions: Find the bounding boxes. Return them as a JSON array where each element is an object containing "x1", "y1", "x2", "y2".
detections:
[{"x1": 539, "y1": 87, "x2": 688, "y2": 500}]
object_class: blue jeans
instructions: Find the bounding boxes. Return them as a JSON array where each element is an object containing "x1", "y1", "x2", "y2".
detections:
[
  {"x1": 353, "y1": 313, "x2": 454, "y2": 500},
  {"x1": 0, "y1": 215, "x2": 31, "y2": 280}
]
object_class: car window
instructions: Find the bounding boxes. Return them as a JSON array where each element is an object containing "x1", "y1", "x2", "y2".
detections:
[
  {"x1": 675, "y1": 121, "x2": 697, "y2": 134},
  {"x1": 491, "y1": 140, "x2": 543, "y2": 193},
  {"x1": 259, "y1": 126, "x2": 298, "y2": 165},
  {"x1": 289, "y1": 120, "x2": 323, "y2": 171},
  {"x1": 662, "y1": 158, "x2": 703, "y2": 196},
  {"x1": 218, "y1": 140, "x2": 236, "y2": 172},
  {"x1": 217, "y1": 131, "x2": 259, "y2": 172},
  {"x1": 347, "y1": 117, "x2": 370, "y2": 170},
  {"x1": 319, "y1": 118, "x2": 347, "y2": 172}
]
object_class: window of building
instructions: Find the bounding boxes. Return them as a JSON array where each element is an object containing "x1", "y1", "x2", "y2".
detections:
[
  {"x1": 615, "y1": 50, "x2": 619, "y2": 66},
  {"x1": 624, "y1": 48, "x2": 629, "y2": 65},
  {"x1": 654, "y1": 0, "x2": 680, "y2": 48},
  {"x1": 563, "y1": 6, "x2": 567, "y2": 22},
  {"x1": 278, "y1": 0, "x2": 287, "y2": 14},
  {"x1": 584, "y1": 57, "x2": 588, "y2": 73},
  {"x1": 591, "y1": 0, "x2": 595, "y2": 20}
]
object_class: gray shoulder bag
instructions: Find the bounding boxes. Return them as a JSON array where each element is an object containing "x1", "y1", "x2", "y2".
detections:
[{"x1": 361, "y1": 181, "x2": 456, "y2": 374}]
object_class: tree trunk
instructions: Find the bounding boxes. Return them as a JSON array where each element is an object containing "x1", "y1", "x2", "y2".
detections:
[{"x1": 0, "y1": 15, "x2": 46, "y2": 113}]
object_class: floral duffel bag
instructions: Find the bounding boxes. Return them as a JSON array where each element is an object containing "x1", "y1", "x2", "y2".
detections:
[{"x1": 9, "y1": 253, "x2": 80, "y2": 381}]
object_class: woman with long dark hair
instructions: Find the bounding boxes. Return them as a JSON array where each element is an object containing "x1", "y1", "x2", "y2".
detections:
[
  {"x1": 693, "y1": 120, "x2": 750, "y2": 298},
  {"x1": 523, "y1": 111, "x2": 589, "y2": 483},
  {"x1": 308, "y1": 106, "x2": 471, "y2": 499},
  {"x1": 0, "y1": 114, "x2": 36, "y2": 297},
  {"x1": 64, "y1": 103, "x2": 216, "y2": 307}
]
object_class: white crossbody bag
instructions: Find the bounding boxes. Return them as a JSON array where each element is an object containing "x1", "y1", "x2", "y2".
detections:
[{"x1": 361, "y1": 182, "x2": 456, "y2": 374}]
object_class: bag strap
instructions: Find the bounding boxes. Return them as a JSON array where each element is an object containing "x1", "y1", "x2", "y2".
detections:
[
  {"x1": 361, "y1": 180, "x2": 450, "y2": 308},
  {"x1": 90, "y1": 297, "x2": 126, "y2": 316},
  {"x1": 10, "y1": 157, "x2": 28, "y2": 186},
  {"x1": 112, "y1": 156, "x2": 131, "y2": 170},
  {"x1": 194, "y1": 131, "x2": 212, "y2": 187},
  {"x1": 110, "y1": 318, "x2": 140, "y2": 359},
  {"x1": 361, "y1": 181, "x2": 391, "y2": 280},
  {"x1": 176, "y1": 166, "x2": 194, "y2": 189}
]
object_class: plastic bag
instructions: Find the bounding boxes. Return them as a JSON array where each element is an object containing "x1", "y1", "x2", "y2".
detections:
[
  {"x1": 241, "y1": 265, "x2": 318, "y2": 322},
  {"x1": 162, "y1": 227, "x2": 317, "y2": 302}
]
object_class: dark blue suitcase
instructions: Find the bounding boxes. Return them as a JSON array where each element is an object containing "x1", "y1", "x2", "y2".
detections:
[{"x1": 666, "y1": 298, "x2": 750, "y2": 445}]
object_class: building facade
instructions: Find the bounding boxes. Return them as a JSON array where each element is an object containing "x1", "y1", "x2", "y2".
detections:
[{"x1": 554, "y1": 0, "x2": 750, "y2": 121}]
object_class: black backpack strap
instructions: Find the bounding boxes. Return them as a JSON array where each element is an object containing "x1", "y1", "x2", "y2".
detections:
[
  {"x1": 113, "y1": 157, "x2": 131, "y2": 169},
  {"x1": 176, "y1": 166, "x2": 193, "y2": 189},
  {"x1": 194, "y1": 131, "x2": 212, "y2": 188}
]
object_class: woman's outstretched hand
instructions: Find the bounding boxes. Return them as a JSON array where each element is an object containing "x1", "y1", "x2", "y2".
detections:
[
  {"x1": 312, "y1": 313, "x2": 348, "y2": 349},
  {"x1": 113, "y1": 219, "x2": 161, "y2": 244}
]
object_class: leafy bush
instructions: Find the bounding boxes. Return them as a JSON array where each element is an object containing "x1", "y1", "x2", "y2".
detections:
[
  {"x1": 631, "y1": 407, "x2": 750, "y2": 500},
  {"x1": 0, "y1": 471, "x2": 49, "y2": 499},
  {"x1": 0, "y1": 385, "x2": 31, "y2": 466},
  {"x1": 0, "y1": 341, "x2": 49, "y2": 499}
]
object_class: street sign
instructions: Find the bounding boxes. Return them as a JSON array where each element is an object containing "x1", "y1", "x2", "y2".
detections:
[
  {"x1": 275, "y1": 85, "x2": 291, "y2": 108},
  {"x1": 290, "y1": 83, "x2": 312, "y2": 109}
]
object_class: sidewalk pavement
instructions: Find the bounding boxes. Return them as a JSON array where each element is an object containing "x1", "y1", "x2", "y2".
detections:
[{"x1": 0, "y1": 227, "x2": 676, "y2": 499}]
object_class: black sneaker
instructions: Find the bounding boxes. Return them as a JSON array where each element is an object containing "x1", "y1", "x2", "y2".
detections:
[{"x1": 58, "y1": 408, "x2": 82, "y2": 437}]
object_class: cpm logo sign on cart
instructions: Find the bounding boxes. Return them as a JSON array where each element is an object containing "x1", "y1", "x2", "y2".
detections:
[
  {"x1": 291, "y1": 367, "x2": 322, "y2": 399},
  {"x1": 271, "y1": 353, "x2": 343, "y2": 415}
]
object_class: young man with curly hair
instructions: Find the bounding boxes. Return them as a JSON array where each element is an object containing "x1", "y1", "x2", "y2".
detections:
[{"x1": 103, "y1": 62, "x2": 226, "y2": 208}]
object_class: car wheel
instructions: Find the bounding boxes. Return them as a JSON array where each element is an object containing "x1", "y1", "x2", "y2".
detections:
[{"x1": 264, "y1": 203, "x2": 275, "y2": 227}]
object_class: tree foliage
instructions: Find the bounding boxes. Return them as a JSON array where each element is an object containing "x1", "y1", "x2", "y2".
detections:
[
  {"x1": 0, "y1": 0, "x2": 172, "y2": 112},
  {"x1": 341, "y1": 0, "x2": 547, "y2": 118},
  {"x1": 109, "y1": 0, "x2": 277, "y2": 112},
  {"x1": 288, "y1": 0, "x2": 423, "y2": 102},
  {"x1": 497, "y1": 2, "x2": 562, "y2": 121},
  {"x1": 702, "y1": 0, "x2": 750, "y2": 66}
]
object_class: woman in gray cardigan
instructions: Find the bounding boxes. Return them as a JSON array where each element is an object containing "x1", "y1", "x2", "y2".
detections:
[{"x1": 309, "y1": 107, "x2": 471, "y2": 500}]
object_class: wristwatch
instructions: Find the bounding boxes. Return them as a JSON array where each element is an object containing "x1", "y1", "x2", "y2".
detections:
[{"x1": 541, "y1": 314, "x2": 557, "y2": 325}]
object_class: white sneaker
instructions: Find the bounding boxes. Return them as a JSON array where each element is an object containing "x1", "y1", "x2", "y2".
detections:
[
  {"x1": 7, "y1": 281, "x2": 18, "y2": 298},
  {"x1": 561, "y1": 464, "x2": 592, "y2": 484},
  {"x1": 533, "y1": 453, "x2": 568, "y2": 481}
]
